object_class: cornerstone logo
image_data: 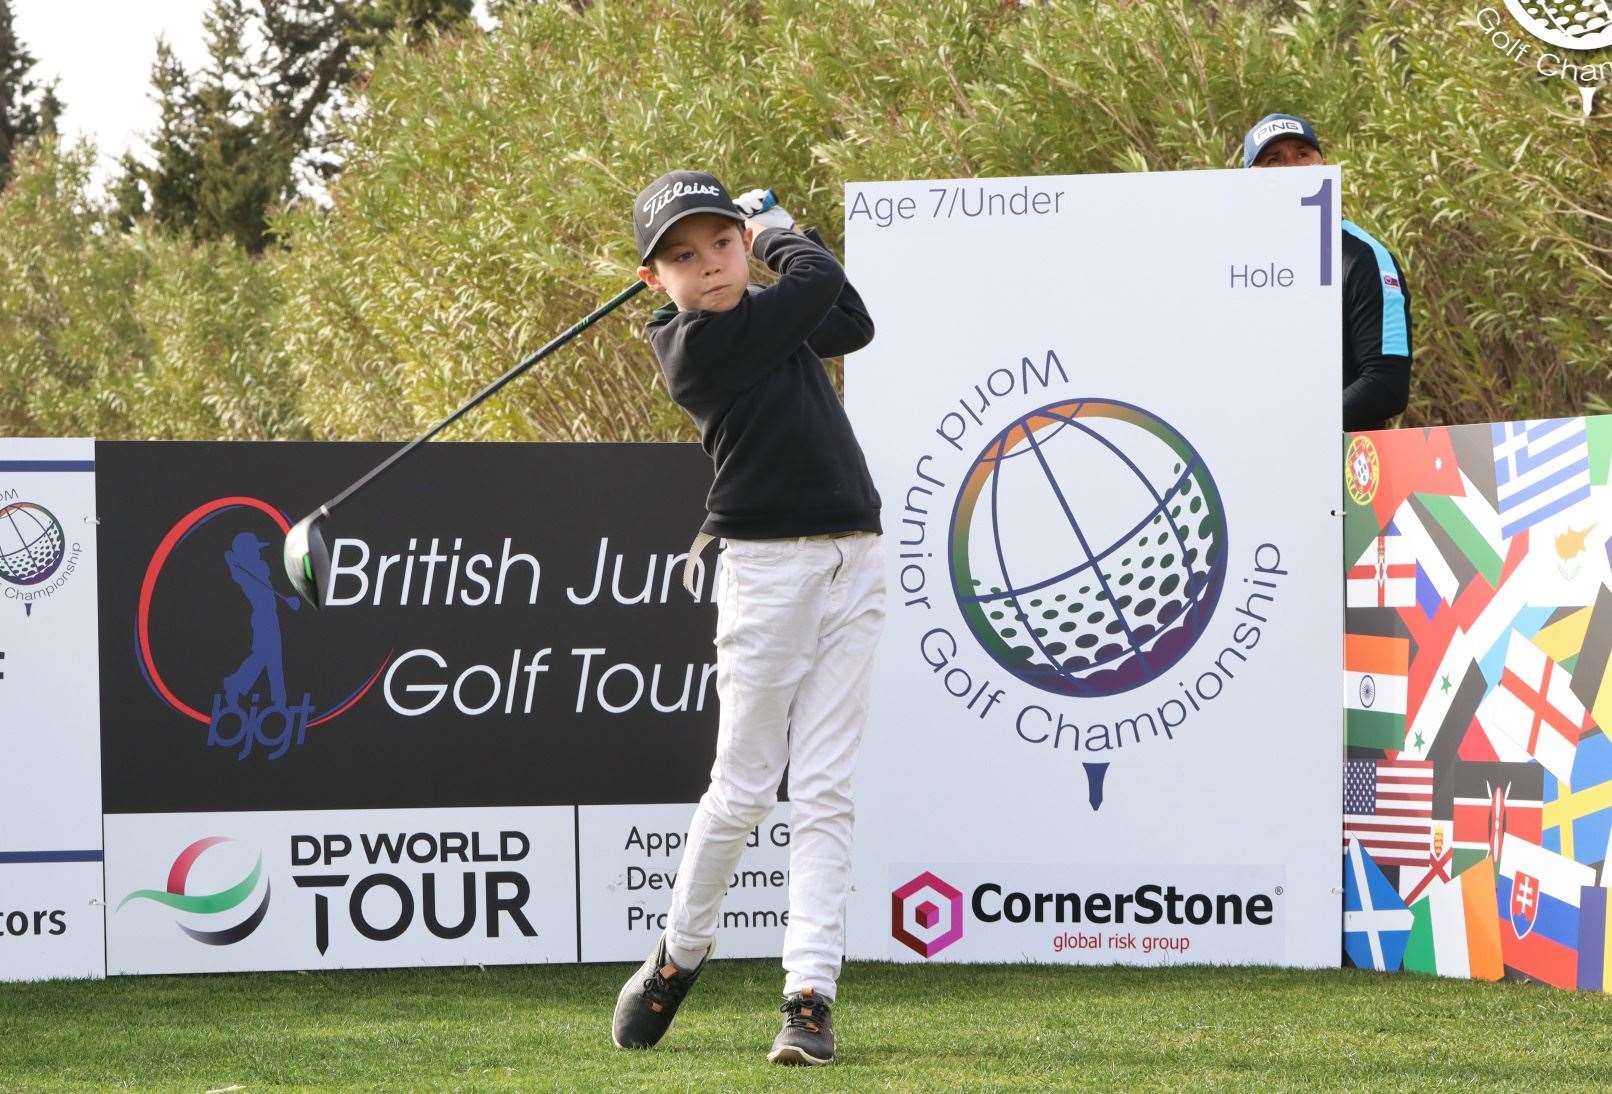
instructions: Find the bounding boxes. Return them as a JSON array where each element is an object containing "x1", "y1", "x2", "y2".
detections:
[
  {"x1": 136, "y1": 496, "x2": 389, "y2": 761},
  {"x1": 118, "y1": 836, "x2": 270, "y2": 945},
  {"x1": 891, "y1": 870, "x2": 965, "y2": 958}
]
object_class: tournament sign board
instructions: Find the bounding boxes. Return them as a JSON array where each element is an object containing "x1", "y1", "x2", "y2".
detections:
[
  {"x1": 843, "y1": 167, "x2": 1344, "y2": 967},
  {"x1": 0, "y1": 438, "x2": 104, "y2": 980}
]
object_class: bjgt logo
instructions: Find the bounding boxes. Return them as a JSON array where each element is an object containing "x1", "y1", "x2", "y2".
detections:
[
  {"x1": 891, "y1": 870, "x2": 964, "y2": 958},
  {"x1": 136, "y1": 496, "x2": 389, "y2": 760}
]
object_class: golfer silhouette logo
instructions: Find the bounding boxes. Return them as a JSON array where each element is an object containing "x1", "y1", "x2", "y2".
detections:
[{"x1": 208, "y1": 531, "x2": 316, "y2": 761}]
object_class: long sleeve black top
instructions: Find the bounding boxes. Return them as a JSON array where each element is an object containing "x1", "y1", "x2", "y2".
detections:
[{"x1": 647, "y1": 226, "x2": 884, "y2": 539}]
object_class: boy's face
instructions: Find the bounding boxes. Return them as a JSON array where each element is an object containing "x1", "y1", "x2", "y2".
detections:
[{"x1": 638, "y1": 213, "x2": 748, "y2": 312}]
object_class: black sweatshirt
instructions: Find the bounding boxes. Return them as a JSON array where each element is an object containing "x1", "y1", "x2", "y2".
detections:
[{"x1": 647, "y1": 226, "x2": 883, "y2": 539}]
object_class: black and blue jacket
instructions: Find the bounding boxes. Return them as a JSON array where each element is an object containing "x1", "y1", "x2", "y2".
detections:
[{"x1": 1341, "y1": 220, "x2": 1413, "y2": 430}]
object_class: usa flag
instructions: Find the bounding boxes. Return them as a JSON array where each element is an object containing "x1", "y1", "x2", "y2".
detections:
[{"x1": 1344, "y1": 759, "x2": 1435, "y2": 868}]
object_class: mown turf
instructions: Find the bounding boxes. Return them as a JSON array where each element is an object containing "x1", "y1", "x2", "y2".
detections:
[{"x1": 1, "y1": 960, "x2": 1609, "y2": 1092}]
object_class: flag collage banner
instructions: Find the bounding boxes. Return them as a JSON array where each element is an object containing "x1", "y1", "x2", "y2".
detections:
[{"x1": 1341, "y1": 416, "x2": 1612, "y2": 992}]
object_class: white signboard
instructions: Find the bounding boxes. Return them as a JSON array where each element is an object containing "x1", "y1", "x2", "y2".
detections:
[
  {"x1": 578, "y1": 802, "x2": 792, "y2": 962},
  {"x1": 843, "y1": 168, "x2": 1344, "y2": 966},
  {"x1": 0, "y1": 438, "x2": 104, "y2": 980},
  {"x1": 105, "y1": 807, "x2": 576, "y2": 974}
]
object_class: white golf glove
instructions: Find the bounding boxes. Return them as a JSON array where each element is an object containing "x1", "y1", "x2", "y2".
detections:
[{"x1": 733, "y1": 187, "x2": 795, "y2": 233}]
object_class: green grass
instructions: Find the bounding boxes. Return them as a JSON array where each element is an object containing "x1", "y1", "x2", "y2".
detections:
[{"x1": 1, "y1": 961, "x2": 1609, "y2": 1091}]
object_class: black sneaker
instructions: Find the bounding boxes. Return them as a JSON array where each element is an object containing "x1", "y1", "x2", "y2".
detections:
[
  {"x1": 610, "y1": 933, "x2": 707, "y2": 1049},
  {"x1": 768, "y1": 987, "x2": 835, "y2": 1065}
]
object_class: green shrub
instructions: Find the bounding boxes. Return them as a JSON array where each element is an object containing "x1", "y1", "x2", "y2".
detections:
[
  {"x1": 0, "y1": 140, "x2": 304, "y2": 439},
  {"x1": 3, "y1": 1, "x2": 1608, "y2": 439}
]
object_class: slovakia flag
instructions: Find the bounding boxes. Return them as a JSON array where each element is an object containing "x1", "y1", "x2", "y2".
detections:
[{"x1": 1496, "y1": 832, "x2": 1595, "y2": 989}]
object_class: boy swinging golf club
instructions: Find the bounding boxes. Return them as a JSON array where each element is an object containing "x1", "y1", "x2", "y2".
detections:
[{"x1": 610, "y1": 171, "x2": 886, "y2": 1066}]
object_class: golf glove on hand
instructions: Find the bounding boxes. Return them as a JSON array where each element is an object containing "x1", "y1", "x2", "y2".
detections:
[
  {"x1": 732, "y1": 188, "x2": 779, "y2": 216},
  {"x1": 734, "y1": 188, "x2": 795, "y2": 235}
]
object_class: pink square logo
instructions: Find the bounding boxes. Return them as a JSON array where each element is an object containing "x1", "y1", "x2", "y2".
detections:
[{"x1": 891, "y1": 871, "x2": 964, "y2": 958}]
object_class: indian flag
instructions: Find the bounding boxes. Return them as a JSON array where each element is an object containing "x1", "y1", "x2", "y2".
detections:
[
  {"x1": 1403, "y1": 859, "x2": 1503, "y2": 980},
  {"x1": 1346, "y1": 633, "x2": 1409, "y2": 750}
]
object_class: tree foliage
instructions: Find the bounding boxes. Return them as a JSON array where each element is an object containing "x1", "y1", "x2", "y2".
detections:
[
  {"x1": 0, "y1": 0, "x2": 61, "y2": 190},
  {"x1": 0, "y1": 142, "x2": 302, "y2": 439},
  {"x1": 2, "y1": 0, "x2": 1608, "y2": 440},
  {"x1": 113, "y1": 0, "x2": 472, "y2": 252}
]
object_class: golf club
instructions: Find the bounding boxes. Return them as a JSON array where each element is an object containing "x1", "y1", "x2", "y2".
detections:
[
  {"x1": 284, "y1": 190, "x2": 778, "y2": 608},
  {"x1": 283, "y1": 279, "x2": 645, "y2": 608}
]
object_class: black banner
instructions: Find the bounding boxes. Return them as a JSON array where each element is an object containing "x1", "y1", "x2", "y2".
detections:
[{"x1": 97, "y1": 441, "x2": 725, "y2": 812}]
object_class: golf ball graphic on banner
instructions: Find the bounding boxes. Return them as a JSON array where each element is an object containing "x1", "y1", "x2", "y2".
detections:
[
  {"x1": 0, "y1": 501, "x2": 67, "y2": 586},
  {"x1": 1504, "y1": 0, "x2": 1612, "y2": 49},
  {"x1": 950, "y1": 400, "x2": 1228, "y2": 698}
]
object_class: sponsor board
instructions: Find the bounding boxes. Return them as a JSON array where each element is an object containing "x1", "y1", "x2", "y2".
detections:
[
  {"x1": 577, "y1": 803, "x2": 792, "y2": 961},
  {"x1": 95, "y1": 441, "x2": 726, "y2": 814},
  {"x1": 105, "y1": 807, "x2": 576, "y2": 974},
  {"x1": 0, "y1": 861, "x2": 105, "y2": 981},
  {"x1": 843, "y1": 168, "x2": 1343, "y2": 967},
  {"x1": 1, "y1": 439, "x2": 102, "y2": 854},
  {"x1": 0, "y1": 438, "x2": 105, "y2": 982},
  {"x1": 888, "y1": 863, "x2": 1288, "y2": 964}
]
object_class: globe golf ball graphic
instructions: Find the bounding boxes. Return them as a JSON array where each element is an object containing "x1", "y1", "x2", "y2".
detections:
[
  {"x1": 950, "y1": 399, "x2": 1228, "y2": 698},
  {"x1": 1507, "y1": 0, "x2": 1612, "y2": 47},
  {"x1": 0, "y1": 501, "x2": 67, "y2": 586}
]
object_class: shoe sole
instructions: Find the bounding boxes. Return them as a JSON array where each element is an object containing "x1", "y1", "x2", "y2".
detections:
[{"x1": 768, "y1": 1045, "x2": 833, "y2": 1066}]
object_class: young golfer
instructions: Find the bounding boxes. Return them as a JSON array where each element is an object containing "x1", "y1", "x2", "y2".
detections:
[{"x1": 610, "y1": 170, "x2": 885, "y2": 1066}]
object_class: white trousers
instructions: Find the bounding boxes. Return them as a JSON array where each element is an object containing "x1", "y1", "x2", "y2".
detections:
[{"x1": 667, "y1": 530, "x2": 886, "y2": 999}]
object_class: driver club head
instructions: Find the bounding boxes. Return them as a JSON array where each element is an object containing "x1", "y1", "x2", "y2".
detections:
[{"x1": 284, "y1": 509, "x2": 332, "y2": 610}]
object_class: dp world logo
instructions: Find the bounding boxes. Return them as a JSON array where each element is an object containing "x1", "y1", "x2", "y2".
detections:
[
  {"x1": 0, "y1": 501, "x2": 66, "y2": 586},
  {"x1": 950, "y1": 399, "x2": 1228, "y2": 698},
  {"x1": 119, "y1": 836, "x2": 270, "y2": 945},
  {"x1": 892, "y1": 871, "x2": 964, "y2": 958},
  {"x1": 1502, "y1": 0, "x2": 1612, "y2": 49}
]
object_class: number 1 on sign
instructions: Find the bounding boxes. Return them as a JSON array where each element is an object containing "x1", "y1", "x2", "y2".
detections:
[{"x1": 1299, "y1": 179, "x2": 1332, "y2": 287}]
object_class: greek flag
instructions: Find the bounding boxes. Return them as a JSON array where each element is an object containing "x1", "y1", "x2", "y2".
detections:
[{"x1": 1491, "y1": 419, "x2": 1591, "y2": 539}]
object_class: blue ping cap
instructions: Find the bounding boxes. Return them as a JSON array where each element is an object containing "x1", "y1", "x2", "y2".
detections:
[{"x1": 1242, "y1": 113, "x2": 1322, "y2": 168}]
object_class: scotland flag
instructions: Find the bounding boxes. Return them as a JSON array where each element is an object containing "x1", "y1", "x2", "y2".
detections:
[{"x1": 1344, "y1": 838, "x2": 1414, "y2": 972}]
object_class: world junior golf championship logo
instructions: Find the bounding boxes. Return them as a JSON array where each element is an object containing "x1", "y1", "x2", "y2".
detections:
[
  {"x1": 951, "y1": 400, "x2": 1227, "y2": 698},
  {"x1": 119, "y1": 837, "x2": 270, "y2": 945},
  {"x1": 1504, "y1": 0, "x2": 1612, "y2": 49},
  {"x1": 0, "y1": 501, "x2": 66, "y2": 586}
]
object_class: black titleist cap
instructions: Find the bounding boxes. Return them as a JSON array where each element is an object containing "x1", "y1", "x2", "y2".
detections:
[{"x1": 633, "y1": 170, "x2": 745, "y2": 262}]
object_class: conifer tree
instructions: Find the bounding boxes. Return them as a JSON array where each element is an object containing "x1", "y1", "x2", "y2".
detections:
[
  {"x1": 114, "y1": 0, "x2": 472, "y2": 251},
  {"x1": 0, "y1": 0, "x2": 61, "y2": 190}
]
